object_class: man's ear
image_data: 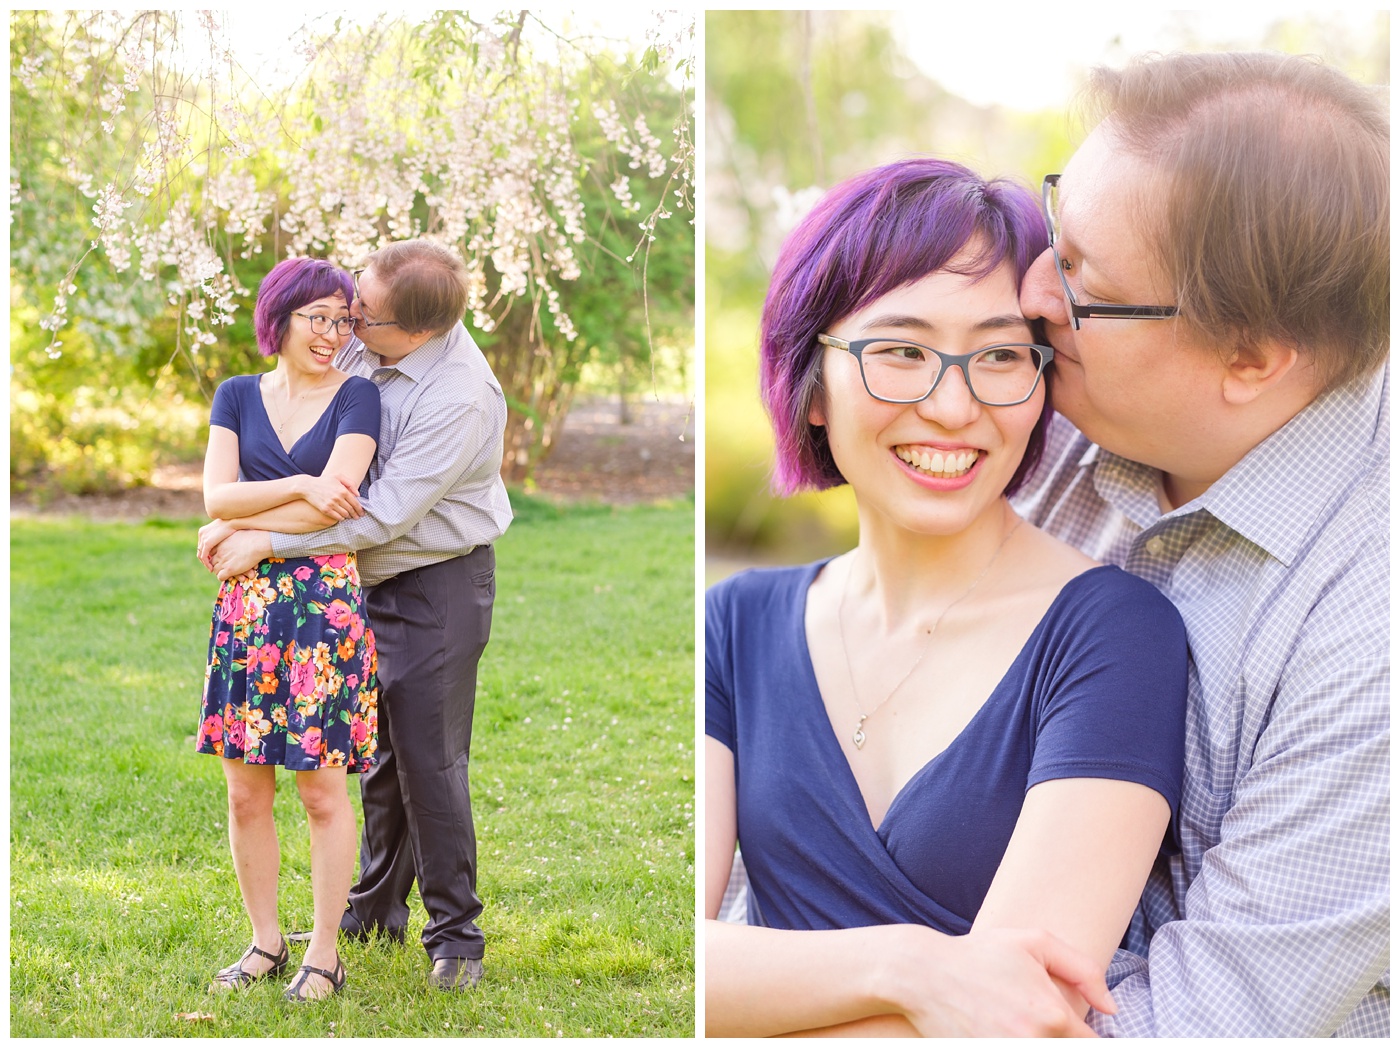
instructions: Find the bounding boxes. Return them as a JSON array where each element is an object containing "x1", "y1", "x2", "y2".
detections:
[{"x1": 1220, "y1": 336, "x2": 1305, "y2": 406}]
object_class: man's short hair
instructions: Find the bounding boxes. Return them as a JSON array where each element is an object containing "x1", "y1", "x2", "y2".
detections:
[
  {"x1": 1087, "y1": 51, "x2": 1389, "y2": 392},
  {"x1": 363, "y1": 239, "x2": 470, "y2": 336},
  {"x1": 759, "y1": 158, "x2": 1051, "y2": 495}
]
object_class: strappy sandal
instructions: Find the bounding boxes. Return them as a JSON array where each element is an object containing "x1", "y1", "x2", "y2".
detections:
[
  {"x1": 210, "y1": 937, "x2": 290, "y2": 991},
  {"x1": 283, "y1": 954, "x2": 346, "y2": 1002}
]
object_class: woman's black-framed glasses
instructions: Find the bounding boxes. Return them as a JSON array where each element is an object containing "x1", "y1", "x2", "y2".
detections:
[
  {"x1": 351, "y1": 268, "x2": 402, "y2": 329},
  {"x1": 1041, "y1": 174, "x2": 1179, "y2": 331},
  {"x1": 816, "y1": 334, "x2": 1053, "y2": 407},
  {"x1": 291, "y1": 311, "x2": 357, "y2": 336}
]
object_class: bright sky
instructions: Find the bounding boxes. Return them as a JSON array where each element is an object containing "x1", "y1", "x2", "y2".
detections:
[{"x1": 892, "y1": 7, "x2": 1384, "y2": 110}]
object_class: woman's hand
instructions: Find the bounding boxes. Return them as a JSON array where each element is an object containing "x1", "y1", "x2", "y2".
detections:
[
  {"x1": 889, "y1": 924, "x2": 1114, "y2": 1037},
  {"x1": 706, "y1": 918, "x2": 1112, "y2": 1038},
  {"x1": 198, "y1": 519, "x2": 236, "y2": 571},
  {"x1": 296, "y1": 473, "x2": 364, "y2": 521}
]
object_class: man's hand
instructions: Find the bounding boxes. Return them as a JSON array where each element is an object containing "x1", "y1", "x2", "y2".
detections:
[
  {"x1": 209, "y1": 529, "x2": 273, "y2": 581},
  {"x1": 893, "y1": 926, "x2": 1114, "y2": 1038}
]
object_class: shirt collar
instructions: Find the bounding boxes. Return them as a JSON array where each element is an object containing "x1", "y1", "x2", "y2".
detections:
[
  {"x1": 1091, "y1": 366, "x2": 1388, "y2": 566},
  {"x1": 1200, "y1": 365, "x2": 1388, "y2": 565},
  {"x1": 345, "y1": 329, "x2": 452, "y2": 382}
]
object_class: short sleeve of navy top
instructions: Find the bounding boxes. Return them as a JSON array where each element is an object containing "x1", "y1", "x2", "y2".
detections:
[
  {"x1": 209, "y1": 374, "x2": 380, "y2": 482},
  {"x1": 705, "y1": 562, "x2": 1188, "y2": 934}
]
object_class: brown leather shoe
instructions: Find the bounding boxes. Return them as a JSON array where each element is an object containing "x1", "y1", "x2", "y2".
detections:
[{"x1": 429, "y1": 956, "x2": 483, "y2": 990}]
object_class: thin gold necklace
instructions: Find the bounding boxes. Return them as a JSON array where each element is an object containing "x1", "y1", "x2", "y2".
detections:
[
  {"x1": 836, "y1": 513, "x2": 1023, "y2": 750},
  {"x1": 266, "y1": 369, "x2": 333, "y2": 436}
]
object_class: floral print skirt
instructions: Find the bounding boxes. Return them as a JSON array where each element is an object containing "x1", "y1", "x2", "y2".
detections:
[{"x1": 196, "y1": 553, "x2": 379, "y2": 772}]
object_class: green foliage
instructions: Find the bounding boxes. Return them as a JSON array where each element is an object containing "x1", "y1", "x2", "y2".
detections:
[
  {"x1": 10, "y1": 501, "x2": 694, "y2": 1036},
  {"x1": 10, "y1": 11, "x2": 694, "y2": 492},
  {"x1": 10, "y1": 303, "x2": 208, "y2": 496}
]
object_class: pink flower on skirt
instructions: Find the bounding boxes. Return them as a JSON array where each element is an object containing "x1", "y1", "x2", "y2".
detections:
[
  {"x1": 348, "y1": 615, "x2": 365, "y2": 641},
  {"x1": 321, "y1": 553, "x2": 348, "y2": 571},
  {"x1": 289, "y1": 658, "x2": 318, "y2": 698},
  {"x1": 200, "y1": 714, "x2": 223, "y2": 743},
  {"x1": 226, "y1": 719, "x2": 246, "y2": 749},
  {"x1": 300, "y1": 727, "x2": 323, "y2": 757},
  {"x1": 215, "y1": 631, "x2": 229, "y2": 647},
  {"x1": 218, "y1": 587, "x2": 245, "y2": 624},
  {"x1": 293, "y1": 565, "x2": 314, "y2": 581},
  {"x1": 345, "y1": 674, "x2": 359, "y2": 692},
  {"x1": 324, "y1": 600, "x2": 353, "y2": 629},
  {"x1": 255, "y1": 642, "x2": 281, "y2": 673},
  {"x1": 350, "y1": 717, "x2": 368, "y2": 744}
]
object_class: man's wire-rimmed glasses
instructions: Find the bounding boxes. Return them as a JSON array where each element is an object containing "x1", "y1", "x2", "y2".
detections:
[
  {"x1": 1041, "y1": 174, "x2": 1179, "y2": 331},
  {"x1": 351, "y1": 268, "x2": 402, "y2": 329},
  {"x1": 816, "y1": 334, "x2": 1053, "y2": 407},
  {"x1": 290, "y1": 311, "x2": 357, "y2": 336}
]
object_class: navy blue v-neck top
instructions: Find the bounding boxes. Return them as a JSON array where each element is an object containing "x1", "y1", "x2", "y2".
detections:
[
  {"x1": 706, "y1": 562, "x2": 1188, "y2": 934},
  {"x1": 210, "y1": 373, "x2": 380, "y2": 482}
]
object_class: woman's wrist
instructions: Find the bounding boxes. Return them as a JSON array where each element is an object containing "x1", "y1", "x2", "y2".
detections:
[{"x1": 861, "y1": 922, "x2": 948, "y2": 1022}]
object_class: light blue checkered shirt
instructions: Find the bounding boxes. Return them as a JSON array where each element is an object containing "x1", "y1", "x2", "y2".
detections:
[
  {"x1": 269, "y1": 323, "x2": 513, "y2": 586},
  {"x1": 1013, "y1": 367, "x2": 1390, "y2": 1037}
]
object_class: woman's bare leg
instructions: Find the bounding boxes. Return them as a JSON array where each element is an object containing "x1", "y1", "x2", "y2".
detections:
[
  {"x1": 221, "y1": 759, "x2": 283, "y2": 971},
  {"x1": 293, "y1": 766, "x2": 354, "y2": 996}
]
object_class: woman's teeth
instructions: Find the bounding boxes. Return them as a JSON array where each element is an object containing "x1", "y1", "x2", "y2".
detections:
[{"x1": 896, "y1": 445, "x2": 978, "y2": 477}]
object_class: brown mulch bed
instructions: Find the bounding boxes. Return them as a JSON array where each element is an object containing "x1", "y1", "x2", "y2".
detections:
[{"x1": 11, "y1": 396, "x2": 695, "y2": 522}]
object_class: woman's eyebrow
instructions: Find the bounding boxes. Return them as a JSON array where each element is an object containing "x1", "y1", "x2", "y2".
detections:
[
  {"x1": 858, "y1": 312, "x2": 1030, "y2": 334},
  {"x1": 973, "y1": 313, "x2": 1034, "y2": 333}
]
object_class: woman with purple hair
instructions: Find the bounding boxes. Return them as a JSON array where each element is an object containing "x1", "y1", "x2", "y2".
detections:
[
  {"x1": 194, "y1": 257, "x2": 380, "y2": 1001},
  {"x1": 705, "y1": 159, "x2": 1189, "y2": 1035}
]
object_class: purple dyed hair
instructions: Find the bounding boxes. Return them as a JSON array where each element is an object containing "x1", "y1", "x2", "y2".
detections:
[
  {"x1": 759, "y1": 157, "x2": 1052, "y2": 496},
  {"x1": 253, "y1": 257, "x2": 356, "y2": 357}
]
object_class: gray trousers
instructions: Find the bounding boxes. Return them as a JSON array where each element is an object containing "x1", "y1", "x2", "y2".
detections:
[{"x1": 344, "y1": 545, "x2": 495, "y2": 960}]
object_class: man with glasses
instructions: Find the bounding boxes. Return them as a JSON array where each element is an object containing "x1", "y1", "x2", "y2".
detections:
[
  {"x1": 1008, "y1": 51, "x2": 1388, "y2": 1036},
  {"x1": 207, "y1": 238, "x2": 512, "y2": 991}
]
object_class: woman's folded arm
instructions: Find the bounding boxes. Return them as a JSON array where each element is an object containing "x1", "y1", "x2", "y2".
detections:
[{"x1": 704, "y1": 739, "x2": 1115, "y2": 1038}]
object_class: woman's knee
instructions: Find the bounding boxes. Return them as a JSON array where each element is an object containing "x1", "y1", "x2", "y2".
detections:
[
  {"x1": 296, "y1": 770, "x2": 350, "y2": 822},
  {"x1": 225, "y1": 772, "x2": 275, "y2": 823}
]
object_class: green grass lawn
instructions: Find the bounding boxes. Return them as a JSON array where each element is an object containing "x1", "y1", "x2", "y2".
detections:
[{"x1": 10, "y1": 496, "x2": 695, "y2": 1037}]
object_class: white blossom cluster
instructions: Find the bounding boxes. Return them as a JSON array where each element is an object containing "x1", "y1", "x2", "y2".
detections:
[
  {"x1": 14, "y1": 9, "x2": 694, "y2": 360},
  {"x1": 614, "y1": 13, "x2": 696, "y2": 264},
  {"x1": 273, "y1": 16, "x2": 596, "y2": 341}
]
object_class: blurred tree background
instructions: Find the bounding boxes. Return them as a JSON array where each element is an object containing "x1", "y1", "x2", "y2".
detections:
[
  {"x1": 11, "y1": 9, "x2": 694, "y2": 497},
  {"x1": 705, "y1": 9, "x2": 1389, "y2": 576}
]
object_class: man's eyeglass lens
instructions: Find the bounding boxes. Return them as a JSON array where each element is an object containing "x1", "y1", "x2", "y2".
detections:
[{"x1": 1043, "y1": 177, "x2": 1061, "y2": 245}]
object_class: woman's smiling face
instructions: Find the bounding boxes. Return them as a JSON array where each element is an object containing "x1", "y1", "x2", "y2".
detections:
[
  {"x1": 809, "y1": 259, "x2": 1045, "y2": 538},
  {"x1": 280, "y1": 292, "x2": 350, "y2": 370}
]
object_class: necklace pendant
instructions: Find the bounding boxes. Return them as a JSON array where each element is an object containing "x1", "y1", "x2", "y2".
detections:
[{"x1": 853, "y1": 716, "x2": 868, "y2": 750}]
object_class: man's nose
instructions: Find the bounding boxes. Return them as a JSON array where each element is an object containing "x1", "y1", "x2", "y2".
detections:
[{"x1": 1020, "y1": 247, "x2": 1068, "y2": 326}]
